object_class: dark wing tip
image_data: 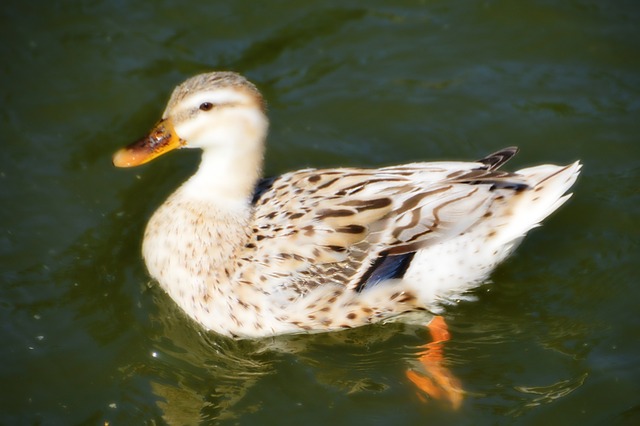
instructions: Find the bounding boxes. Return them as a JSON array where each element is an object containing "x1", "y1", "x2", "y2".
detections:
[{"x1": 477, "y1": 146, "x2": 519, "y2": 171}]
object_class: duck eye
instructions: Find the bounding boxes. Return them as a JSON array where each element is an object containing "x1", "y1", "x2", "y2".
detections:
[{"x1": 199, "y1": 102, "x2": 214, "y2": 111}]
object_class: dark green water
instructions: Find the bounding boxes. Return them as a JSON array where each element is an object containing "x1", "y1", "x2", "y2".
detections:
[{"x1": 2, "y1": 1, "x2": 639, "y2": 424}]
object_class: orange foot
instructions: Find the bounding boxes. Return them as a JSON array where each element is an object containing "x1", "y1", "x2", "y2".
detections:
[{"x1": 405, "y1": 316, "x2": 464, "y2": 409}]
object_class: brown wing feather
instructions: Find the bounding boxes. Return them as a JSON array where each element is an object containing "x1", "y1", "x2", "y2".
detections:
[{"x1": 244, "y1": 158, "x2": 526, "y2": 297}]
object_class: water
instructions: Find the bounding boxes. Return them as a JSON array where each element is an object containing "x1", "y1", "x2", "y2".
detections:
[{"x1": 1, "y1": 0, "x2": 639, "y2": 424}]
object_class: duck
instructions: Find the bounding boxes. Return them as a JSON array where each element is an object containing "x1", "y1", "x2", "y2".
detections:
[{"x1": 113, "y1": 71, "x2": 581, "y2": 340}]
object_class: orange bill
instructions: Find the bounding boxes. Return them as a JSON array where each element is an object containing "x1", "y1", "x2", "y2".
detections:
[{"x1": 113, "y1": 118, "x2": 184, "y2": 168}]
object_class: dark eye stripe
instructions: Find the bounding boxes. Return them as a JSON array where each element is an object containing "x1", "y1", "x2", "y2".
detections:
[{"x1": 199, "y1": 102, "x2": 214, "y2": 111}]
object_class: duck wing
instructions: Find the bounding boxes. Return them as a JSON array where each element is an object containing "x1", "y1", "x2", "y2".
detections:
[{"x1": 241, "y1": 148, "x2": 527, "y2": 298}]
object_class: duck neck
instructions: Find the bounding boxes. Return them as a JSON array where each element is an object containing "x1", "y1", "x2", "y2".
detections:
[{"x1": 181, "y1": 139, "x2": 265, "y2": 213}]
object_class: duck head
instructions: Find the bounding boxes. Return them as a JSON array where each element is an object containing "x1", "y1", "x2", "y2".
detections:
[{"x1": 113, "y1": 71, "x2": 268, "y2": 168}]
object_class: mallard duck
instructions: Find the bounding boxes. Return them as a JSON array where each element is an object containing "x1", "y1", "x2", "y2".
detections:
[{"x1": 113, "y1": 71, "x2": 581, "y2": 340}]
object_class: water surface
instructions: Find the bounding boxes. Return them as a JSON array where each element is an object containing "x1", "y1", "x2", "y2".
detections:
[{"x1": 1, "y1": 1, "x2": 639, "y2": 424}]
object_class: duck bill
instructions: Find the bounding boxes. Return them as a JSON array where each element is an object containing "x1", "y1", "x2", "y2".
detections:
[{"x1": 113, "y1": 118, "x2": 184, "y2": 168}]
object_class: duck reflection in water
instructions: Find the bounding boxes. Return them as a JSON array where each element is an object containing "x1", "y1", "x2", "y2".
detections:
[{"x1": 148, "y1": 297, "x2": 462, "y2": 423}]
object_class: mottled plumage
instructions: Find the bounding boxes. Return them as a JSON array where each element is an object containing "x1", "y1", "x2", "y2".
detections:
[{"x1": 114, "y1": 71, "x2": 581, "y2": 338}]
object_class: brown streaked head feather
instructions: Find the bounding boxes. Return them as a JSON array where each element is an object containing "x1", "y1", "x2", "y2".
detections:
[{"x1": 164, "y1": 71, "x2": 266, "y2": 114}]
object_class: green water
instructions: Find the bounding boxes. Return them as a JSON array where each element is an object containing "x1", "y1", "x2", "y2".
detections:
[{"x1": 2, "y1": 1, "x2": 639, "y2": 424}]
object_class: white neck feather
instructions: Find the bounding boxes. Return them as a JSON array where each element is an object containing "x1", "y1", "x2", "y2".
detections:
[
  {"x1": 181, "y1": 144, "x2": 262, "y2": 209},
  {"x1": 178, "y1": 110, "x2": 268, "y2": 211}
]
